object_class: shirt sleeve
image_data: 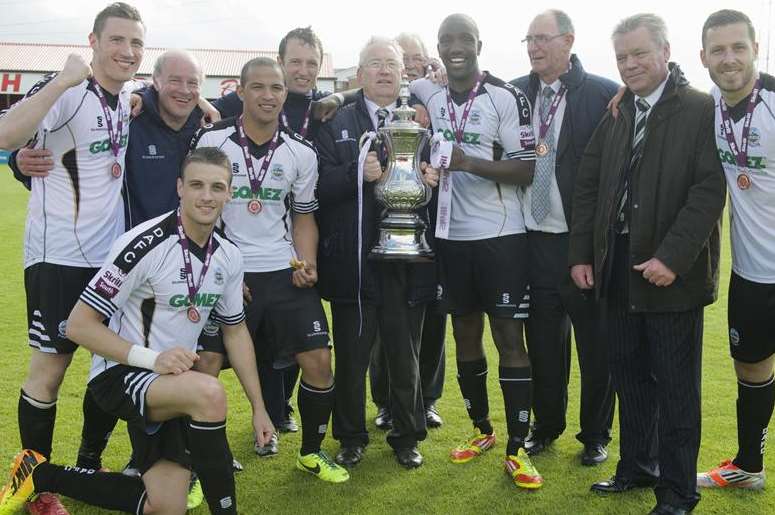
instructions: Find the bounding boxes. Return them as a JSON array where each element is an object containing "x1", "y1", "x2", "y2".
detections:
[
  {"x1": 497, "y1": 84, "x2": 536, "y2": 161},
  {"x1": 290, "y1": 145, "x2": 319, "y2": 214},
  {"x1": 211, "y1": 248, "x2": 246, "y2": 325},
  {"x1": 4, "y1": 74, "x2": 72, "y2": 144}
]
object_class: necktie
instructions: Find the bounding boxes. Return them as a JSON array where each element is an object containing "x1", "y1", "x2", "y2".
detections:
[
  {"x1": 376, "y1": 108, "x2": 389, "y2": 129},
  {"x1": 615, "y1": 98, "x2": 650, "y2": 232},
  {"x1": 531, "y1": 86, "x2": 556, "y2": 224}
]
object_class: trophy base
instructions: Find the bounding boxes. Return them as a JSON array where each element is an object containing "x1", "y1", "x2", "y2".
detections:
[{"x1": 369, "y1": 213, "x2": 434, "y2": 262}]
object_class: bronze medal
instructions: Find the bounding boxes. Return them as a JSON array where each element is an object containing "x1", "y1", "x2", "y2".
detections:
[
  {"x1": 187, "y1": 306, "x2": 201, "y2": 323},
  {"x1": 535, "y1": 142, "x2": 549, "y2": 157},
  {"x1": 111, "y1": 162, "x2": 122, "y2": 178},
  {"x1": 247, "y1": 199, "x2": 262, "y2": 214},
  {"x1": 737, "y1": 172, "x2": 752, "y2": 190}
]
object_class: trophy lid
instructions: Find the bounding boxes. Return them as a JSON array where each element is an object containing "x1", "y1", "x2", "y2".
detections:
[{"x1": 382, "y1": 75, "x2": 425, "y2": 133}]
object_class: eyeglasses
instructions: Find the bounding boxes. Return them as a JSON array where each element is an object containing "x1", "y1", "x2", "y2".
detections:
[
  {"x1": 364, "y1": 59, "x2": 402, "y2": 71},
  {"x1": 521, "y1": 33, "x2": 567, "y2": 45}
]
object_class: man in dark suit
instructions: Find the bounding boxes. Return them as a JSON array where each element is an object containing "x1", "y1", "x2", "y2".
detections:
[
  {"x1": 510, "y1": 9, "x2": 617, "y2": 465},
  {"x1": 568, "y1": 13, "x2": 726, "y2": 515}
]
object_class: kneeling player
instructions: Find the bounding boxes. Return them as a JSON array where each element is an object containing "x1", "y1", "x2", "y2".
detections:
[{"x1": 0, "y1": 148, "x2": 273, "y2": 514}]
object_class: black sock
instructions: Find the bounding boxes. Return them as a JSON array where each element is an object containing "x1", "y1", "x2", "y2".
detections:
[
  {"x1": 297, "y1": 380, "x2": 334, "y2": 455},
  {"x1": 500, "y1": 366, "x2": 532, "y2": 456},
  {"x1": 76, "y1": 389, "x2": 119, "y2": 469},
  {"x1": 18, "y1": 389, "x2": 56, "y2": 460},
  {"x1": 733, "y1": 375, "x2": 775, "y2": 473},
  {"x1": 188, "y1": 420, "x2": 236, "y2": 514},
  {"x1": 457, "y1": 359, "x2": 492, "y2": 435},
  {"x1": 32, "y1": 462, "x2": 146, "y2": 514}
]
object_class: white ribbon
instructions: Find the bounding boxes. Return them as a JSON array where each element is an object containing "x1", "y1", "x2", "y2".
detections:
[
  {"x1": 431, "y1": 132, "x2": 453, "y2": 239},
  {"x1": 356, "y1": 131, "x2": 378, "y2": 336}
]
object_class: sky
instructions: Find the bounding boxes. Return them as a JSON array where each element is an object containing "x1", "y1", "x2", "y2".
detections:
[{"x1": 0, "y1": 0, "x2": 773, "y2": 92}]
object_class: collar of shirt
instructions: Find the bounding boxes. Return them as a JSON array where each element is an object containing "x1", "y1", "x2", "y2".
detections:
[
  {"x1": 634, "y1": 75, "x2": 669, "y2": 117},
  {"x1": 364, "y1": 96, "x2": 396, "y2": 130}
]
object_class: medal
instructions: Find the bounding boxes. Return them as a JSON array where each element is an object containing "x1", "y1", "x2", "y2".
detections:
[
  {"x1": 247, "y1": 199, "x2": 262, "y2": 214},
  {"x1": 236, "y1": 116, "x2": 280, "y2": 214},
  {"x1": 175, "y1": 208, "x2": 214, "y2": 324},
  {"x1": 535, "y1": 142, "x2": 549, "y2": 157},
  {"x1": 91, "y1": 79, "x2": 125, "y2": 178},
  {"x1": 535, "y1": 84, "x2": 567, "y2": 159},
  {"x1": 187, "y1": 306, "x2": 201, "y2": 323},
  {"x1": 737, "y1": 172, "x2": 752, "y2": 190}
]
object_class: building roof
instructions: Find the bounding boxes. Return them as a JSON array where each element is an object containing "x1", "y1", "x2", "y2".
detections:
[{"x1": 0, "y1": 42, "x2": 335, "y2": 77}]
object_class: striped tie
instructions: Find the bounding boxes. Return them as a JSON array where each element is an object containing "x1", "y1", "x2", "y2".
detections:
[
  {"x1": 377, "y1": 108, "x2": 390, "y2": 129},
  {"x1": 615, "y1": 98, "x2": 650, "y2": 232},
  {"x1": 531, "y1": 86, "x2": 556, "y2": 224}
]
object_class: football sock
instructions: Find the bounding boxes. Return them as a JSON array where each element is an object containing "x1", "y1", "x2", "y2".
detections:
[
  {"x1": 76, "y1": 388, "x2": 119, "y2": 469},
  {"x1": 32, "y1": 462, "x2": 146, "y2": 514},
  {"x1": 18, "y1": 389, "x2": 56, "y2": 460},
  {"x1": 188, "y1": 419, "x2": 236, "y2": 514},
  {"x1": 733, "y1": 375, "x2": 775, "y2": 473},
  {"x1": 298, "y1": 380, "x2": 334, "y2": 455},
  {"x1": 457, "y1": 359, "x2": 492, "y2": 435},
  {"x1": 500, "y1": 366, "x2": 532, "y2": 456}
]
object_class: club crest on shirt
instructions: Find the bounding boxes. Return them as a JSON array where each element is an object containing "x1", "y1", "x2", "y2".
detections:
[
  {"x1": 749, "y1": 127, "x2": 761, "y2": 147},
  {"x1": 468, "y1": 110, "x2": 481, "y2": 125},
  {"x1": 270, "y1": 164, "x2": 284, "y2": 180},
  {"x1": 214, "y1": 268, "x2": 224, "y2": 285}
]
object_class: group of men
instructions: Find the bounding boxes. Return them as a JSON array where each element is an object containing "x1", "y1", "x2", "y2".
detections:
[{"x1": 0, "y1": 2, "x2": 770, "y2": 514}]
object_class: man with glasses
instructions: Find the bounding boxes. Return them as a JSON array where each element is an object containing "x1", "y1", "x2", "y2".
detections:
[{"x1": 511, "y1": 9, "x2": 618, "y2": 466}]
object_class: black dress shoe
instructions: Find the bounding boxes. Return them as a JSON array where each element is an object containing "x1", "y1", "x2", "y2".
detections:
[
  {"x1": 375, "y1": 407, "x2": 392, "y2": 430},
  {"x1": 335, "y1": 445, "x2": 365, "y2": 467},
  {"x1": 649, "y1": 503, "x2": 688, "y2": 514},
  {"x1": 425, "y1": 404, "x2": 443, "y2": 428},
  {"x1": 394, "y1": 447, "x2": 423, "y2": 469},
  {"x1": 524, "y1": 434, "x2": 557, "y2": 456},
  {"x1": 590, "y1": 475, "x2": 658, "y2": 494},
  {"x1": 581, "y1": 443, "x2": 608, "y2": 466}
]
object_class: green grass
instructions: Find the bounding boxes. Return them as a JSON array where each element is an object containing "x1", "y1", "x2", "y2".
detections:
[{"x1": 0, "y1": 166, "x2": 772, "y2": 514}]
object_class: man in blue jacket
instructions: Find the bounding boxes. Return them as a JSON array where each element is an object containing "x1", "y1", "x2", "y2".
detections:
[{"x1": 510, "y1": 9, "x2": 618, "y2": 465}]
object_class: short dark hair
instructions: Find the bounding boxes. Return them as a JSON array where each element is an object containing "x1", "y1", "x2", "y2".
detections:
[
  {"x1": 702, "y1": 9, "x2": 756, "y2": 48},
  {"x1": 92, "y1": 2, "x2": 144, "y2": 36},
  {"x1": 181, "y1": 147, "x2": 232, "y2": 184},
  {"x1": 279, "y1": 27, "x2": 323, "y2": 61},
  {"x1": 240, "y1": 57, "x2": 285, "y2": 86}
]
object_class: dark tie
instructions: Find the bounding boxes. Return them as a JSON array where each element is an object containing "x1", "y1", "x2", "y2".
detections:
[
  {"x1": 615, "y1": 98, "x2": 650, "y2": 232},
  {"x1": 376, "y1": 108, "x2": 389, "y2": 129}
]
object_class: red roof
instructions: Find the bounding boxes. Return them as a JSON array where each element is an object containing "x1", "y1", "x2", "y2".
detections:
[{"x1": 0, "y1": 42, "x2": 334, "y2": 78}]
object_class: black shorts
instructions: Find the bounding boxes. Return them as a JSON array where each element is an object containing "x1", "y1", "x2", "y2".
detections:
[
  {"x1": 436, "y1": 234, "x2": 530, "y2": 318},
  {"x1": 198, "y1": 268, "x2": 330, "y2": 368},
  {"x1": 88, "y1": 365, "x2": 190, "y2": 474},
  {"x1": 728, "y1": 272, "x2": 775, "y2": 363},
  {"x1": 25, "y1": 263, "x2": 98, "y2": 354}
]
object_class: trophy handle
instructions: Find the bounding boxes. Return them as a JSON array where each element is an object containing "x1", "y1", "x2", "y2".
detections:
[{"x1": 414, "y1": 130, "x2": 432, "y2": 203}]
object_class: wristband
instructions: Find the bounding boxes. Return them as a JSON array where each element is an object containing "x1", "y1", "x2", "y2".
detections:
[{"x1": 127, "y1": 345, "x2": 160, "y2": 370}]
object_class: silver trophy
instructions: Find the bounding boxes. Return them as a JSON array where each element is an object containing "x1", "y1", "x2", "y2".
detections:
[{"x1": 368, "y1": 77, "x2": 434, "y2": 261}]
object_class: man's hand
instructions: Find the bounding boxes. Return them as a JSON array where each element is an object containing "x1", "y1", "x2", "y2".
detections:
[
  {"x1": 633, "y1": 257, "x2": 676, "y2": 287},
  {"x1": 242, "y1": 282, "x2": 252, "y2": 304},
  {"x1": 199, "y1": 98, "x2": 221, "y2": 127},
  {"x1": 414, "y1": 104, "x2": 430, "y2": 128},
  {"x1": 153, "y1": 347, "x2": 199, "y2": 375},
  {"x1": 292, "y1": 261, "x2": 317, "y2": 288},
  {"x1": 311, "y1": 95, "x2": 341, "y2": 122},
  {"x1": 130, "y1": 92, "x2": 143, "y2": 118},
  {"x1": 420, "y1": 161, "x2": 439, "y2": 187},
  {"x1": 448, "y1": 145, "x2": 467, "y2": 171},
  {"x1": 55, "y1": 54, "x2": 91, "y2": 90},
  {"x1": 253, "y1": 408, "x2": 275, "y2": 447},
  {"x1": 426, "y1": 58, "x2": 448, "y2": 86},
  {"x1": 16, "y1": 148, "x2": 54, "y2": 177},
  {"x1": 570, "y1": 264, "x2": 595, "y2": 290},
  {"x1": 364, "y1": 151, "x2": 383, "y2": 182},
  {"x1": 607, "y1": 85, "x2": 626, "y2": 120}
]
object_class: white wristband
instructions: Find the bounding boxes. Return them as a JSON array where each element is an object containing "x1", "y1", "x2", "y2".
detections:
[{"x1": 127, "y1": 345, "x2": 160, "y2": 371}]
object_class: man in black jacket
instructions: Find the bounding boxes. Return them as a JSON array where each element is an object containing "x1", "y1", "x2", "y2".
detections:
[
  {"x1": 510, "y1": 9, "x2": 617, "y2": 465},
  {"x1": 568, "y1": 14, "x2": 726, "y2": 514},
  {"x1": 316, "y1": 36, "x2": 438, "y2": 469}
]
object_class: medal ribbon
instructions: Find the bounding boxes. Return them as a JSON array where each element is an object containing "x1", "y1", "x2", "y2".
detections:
[
  {"x1": 354, "y1": 131, "x2": 378, "y2": 336},
  {"x1": 91, "y1": 79, "x2": 124, "y2": 160},
  {"x1": 280, "y1": 101, "x2": 312, "y2": 138},
  {"x1": 237, "y1": 115, "x2": 280, "y2": 201},
  {"x1": 176, "y1": 208, "x2": 214, "y2": 313},
  {"x1": 719, "y1": 78, "x2": 761, "y2": 169},
  {"x1": 538, "y1": 84, "x2": 567, "y2": 142},
  {"x1": 445, "y1": 72, "x2": 485, "y2": 145}
]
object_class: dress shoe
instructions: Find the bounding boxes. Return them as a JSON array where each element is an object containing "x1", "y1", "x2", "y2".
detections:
[
  {"x1": 374, "y1": 407, "x2": 392, "y2": 430},
  {"x1": 524, "y1": 433, "x2": 557, "y2": 456},
  {"x1": 425, "y1": 403, "x2": 443, "y2": 428},
  {"x1": 395, "y1": 447, "x2": 423, "y2": 469},
  {"x1": 649, "y1": 504, "x2": 688, "y2": 514},
  {"x1": 590, "y1": 475, "x2": 658, "y2": 494},
  {"x1": 581, "y1": 443, "x2": 608, "y2": 466},
  {"x1": 335, "y1": 445, "x2": 365, "y2": 467}
]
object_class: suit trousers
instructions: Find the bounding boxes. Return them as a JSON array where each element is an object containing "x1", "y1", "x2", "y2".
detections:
[
  {"x1": 332, "y1": 262, "x2": 428, "y2": 450},
  {"x1": 525, "y1": 230, "x2": 614, "y2": 445},
  {"x1": 607, "y1": 235, "x2": 702, "y2": 511}
]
